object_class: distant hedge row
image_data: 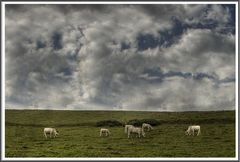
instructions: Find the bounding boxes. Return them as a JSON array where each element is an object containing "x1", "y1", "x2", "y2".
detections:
[
  {"x1": 96, "y1": 120, "x2": 123, "y2": 127},
  {"x1": 127, "y1": 119, "x2": 160, "y2": 126},
  {"x1": 6, "y1": 117, "x2": 234, "y2": 128},
  {"x1": 95, "y1": 119, "x2": 161, "y2": 127},
  {"x1": 95, "y1": 117, "x2": 235, "y2": 127}
]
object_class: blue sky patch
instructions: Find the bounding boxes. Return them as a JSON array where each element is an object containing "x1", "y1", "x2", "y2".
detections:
[{"x1": 52, "y1": 32, "x2": 63, "y2": 50}]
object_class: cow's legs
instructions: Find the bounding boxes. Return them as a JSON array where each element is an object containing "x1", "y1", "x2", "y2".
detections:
[
  {"x1": 197, "y1": 129, "x2": 200, "y2": 136},
  {"x1": 44, "y1": 132, "x2": 48, "y2": 139},
  {"x1": 191, "y1": 129, "x2": 194, "y2": 136}
]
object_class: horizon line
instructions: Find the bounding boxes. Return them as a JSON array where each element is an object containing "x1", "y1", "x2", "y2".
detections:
[{"x1": 4, "y1": 108, "x2": 235, "y2": 113}]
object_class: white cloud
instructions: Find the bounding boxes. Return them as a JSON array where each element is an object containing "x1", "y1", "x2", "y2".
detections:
[
  {"x1": 5, "y1": 4, "x2": 235, "y2": 111},
  {"x1": 158, "y1": 29, "x2": 235, "y2": 79}
]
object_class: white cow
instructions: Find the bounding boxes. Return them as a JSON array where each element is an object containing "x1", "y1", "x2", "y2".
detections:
[
  {"x1": 127, "y1": 126, "x2": 145, "y2": 138},
  {"x1": 100, "y1": 128, "x2": 111, "y2": 137},
  {"x1": 44, "y1": 128, "x2": 59, "y2": 139},
  {"x1": 125, "y1": 125, "x2": 134, "y2": 134},
  {"x1": 142, "y1": 123, "x2": 153, "y2": 131},
  {"x1": 185, "y1": 125, "x2": 201, "y2": 136}
]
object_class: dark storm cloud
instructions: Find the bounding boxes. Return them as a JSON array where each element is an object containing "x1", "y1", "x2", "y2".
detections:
[{"x1": 5, "y1": 3, "x2": 235, "y2": 111}]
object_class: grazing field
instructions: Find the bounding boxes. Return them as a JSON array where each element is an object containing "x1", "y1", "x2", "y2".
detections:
[{"x1": 5, "y1": 110, "x2": 235, "y2": 157}]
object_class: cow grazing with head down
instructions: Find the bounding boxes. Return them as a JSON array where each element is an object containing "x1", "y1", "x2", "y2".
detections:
[
  {"x1": 44, "y1": 128, "x2": 59, "y2": 139},
  {"x1": 127, "y1": 126, "x2": 145, "y2": 138},
  {"x1": 142, "y1": 123, "x2": 153, "y2": 131},
  {"x1": 185, "y1": 125, "x2": 201, "y2": 136},
  {"x1": 100, "y1": 128, "x2": 111, "y2": 137}
]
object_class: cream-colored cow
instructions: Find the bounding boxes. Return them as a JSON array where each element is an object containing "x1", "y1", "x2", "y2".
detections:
[
  {"x1": 44, "y1": 128, "x2": 59, "y2": 139},
  {"x1": 185, "y1": 125, "x2": 201, "y2": 136},
  {"x1": 100, "y1": 128, "x2": 111, "y2": 137}
]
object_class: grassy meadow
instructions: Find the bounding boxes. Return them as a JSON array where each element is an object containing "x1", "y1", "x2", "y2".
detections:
[{"x1": 5, "y1": 110, "x2": 235, "y2": 157}]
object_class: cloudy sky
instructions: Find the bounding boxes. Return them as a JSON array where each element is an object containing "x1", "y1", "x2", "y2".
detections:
[{"x1": 5, "y1": 3, "x2": 236, "y2": 111}]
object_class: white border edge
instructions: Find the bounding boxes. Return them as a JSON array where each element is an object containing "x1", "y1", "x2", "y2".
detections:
[
  {"x1": 2, "y1": 1, "x2": 6, "y2": 161},
  {"x1": 1, "y1": 1, "x2": 238, "y2": 161}
]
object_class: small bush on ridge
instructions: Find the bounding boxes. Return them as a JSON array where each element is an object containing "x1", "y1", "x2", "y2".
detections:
[
  {"x1": 96, "y1": 120, "x2": 123, "y2": 127},
  {"x1": 127, "y1": 119, "x2": 160, "y2": 127}
]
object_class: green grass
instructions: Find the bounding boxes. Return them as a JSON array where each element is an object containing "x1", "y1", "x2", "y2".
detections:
[{"x1": 5, "y1": 110, "x2": 235, "y2": 157}]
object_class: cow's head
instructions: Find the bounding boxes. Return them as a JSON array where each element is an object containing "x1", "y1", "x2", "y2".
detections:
[{"x1": 55, "y1": 130, "x2": 59, "y2": 136}]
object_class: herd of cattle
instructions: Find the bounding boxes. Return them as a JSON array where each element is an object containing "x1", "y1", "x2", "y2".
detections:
[{"x1": 43, "y1": 124, "x2": 201, "y2": 139}]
